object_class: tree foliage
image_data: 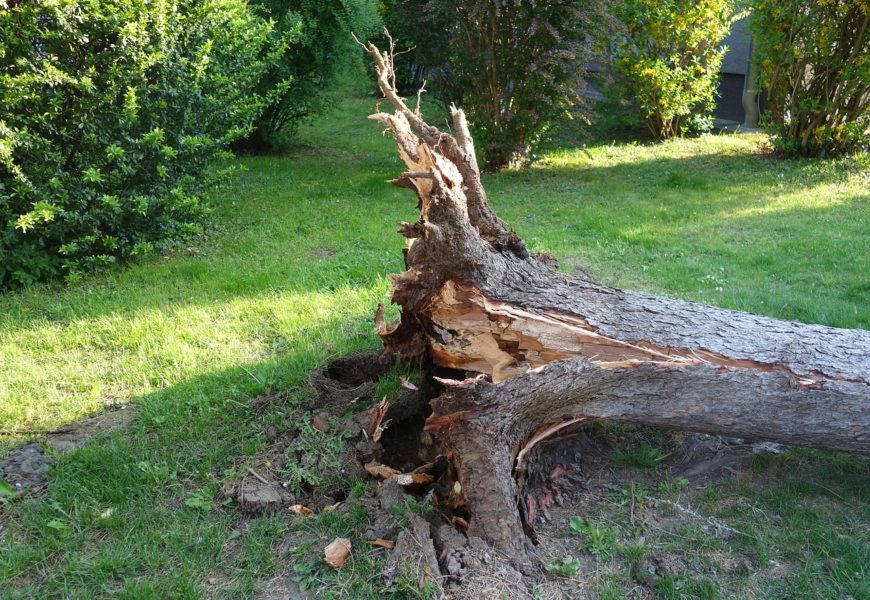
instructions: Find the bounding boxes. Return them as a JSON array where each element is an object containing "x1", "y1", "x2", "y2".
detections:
[
  {"x1": 604, "y1": 0, "x2": 741, "y2": 138},
  {"x1": 381, "y1": 0, "x2": 609, "y2": 171},
  {"x1": 751, "y1": 0, "x2": 870, "y2": 157},
  {"x1": 241, "y1": 0, "x2": 382, "y2": 150},
  {"x1": 0, "y1": 0, "x2": 275, "y2": 289}
]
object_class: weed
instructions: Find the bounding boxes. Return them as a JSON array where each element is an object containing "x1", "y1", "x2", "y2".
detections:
[
  {"x1": 292, "y1": 561, "x2": 321, "y2": 591},
  {"x1": 281, "y1": 413, "x2": 356, "y2": 495},
  {"x1": 349, "y1": 502, "x2": 371, "y2": 529},
  {"x1": 612, "y1": 442, "x2": 668, "y2": 469},
  {"x1": 349, "y1": 480, "x2": 368, "y2": 499},
  {"x1": 547, "y1": 555, "x2": 582, "y2": 578},
  {"x1": 657, "y1": 473, "x2": 690, "y2": 499},
  {"x1": 618, "y1": 541, "x2": 648, "y2": 562},
  {"x1": 606, "y1": 481, "x2": 650, "y2": 509},
  {"x1": 569, "y1": 516, "x2": 619, "y2": 557},
  {"x1": 183, "y1": 490, "x2": 213, "y2": 512},
  {"x1": 598, "y1": 578, "x2": 627, "y2": 600}
]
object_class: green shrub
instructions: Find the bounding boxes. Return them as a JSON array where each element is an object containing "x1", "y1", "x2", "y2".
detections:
[
  {"x1": 0, "y1": 0, "x2": 275, "y2": 289},
  {"x1": 380, "y1": 0, "x2": 609, "y2": 171},
  {"x1": 372, "y1": 1, "x2": 454, "y2": 97},
  {"x1": 240, "y1": 0, "x2": 382, "y2": 150},
  {"x1": 751, "y1": 0, "x2": 870, "y2": 157},
  {"x1": 604, "y1": 0, "x2": 742, "y2": 138}
]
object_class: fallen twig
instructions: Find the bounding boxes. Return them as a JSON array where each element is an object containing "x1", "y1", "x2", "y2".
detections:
[{"x1": 245, "y1": 467, "x2": 270, "y2": 485}]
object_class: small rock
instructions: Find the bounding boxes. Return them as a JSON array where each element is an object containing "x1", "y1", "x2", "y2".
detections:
[
  {"x1": 355, "y1": 439, "x2": 381, "y2": 463},
  {"x1": 235, "y1": 477, "x2": 292, "y2": 514},
  {"x1": 434, "y1": 524, "x2": 467, "y2": 555},
  {"x1": 463, "y1": 555, "x2": 484, "y2": 571},
  {"x1": 0, "y1": 443, "x2": 51, "y2": 492},
  {"x1": 383, "y1": 514, "x2": 442, "y2": 596},
  {"x1": 446, "y1": 553, "x2": 462, "y2": 576},
  {"x1": 363, "y1": 513, "x2": 399, "y2": 541},
  {"x1": 377, "y1": 478, "x2": 406, "y2": 512}
]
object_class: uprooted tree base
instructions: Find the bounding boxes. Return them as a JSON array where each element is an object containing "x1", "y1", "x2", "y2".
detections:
[
  {"x1": 242, "y1": 351, "x2": 862, "y2": 599},
  {"x1": 343, "y1": 37, "x2": 870, "y2": 579}
]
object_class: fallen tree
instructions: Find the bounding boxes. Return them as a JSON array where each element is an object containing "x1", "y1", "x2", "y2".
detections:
[{"x1": 354, "y1": 38, "x2": 870, "y2": 570}]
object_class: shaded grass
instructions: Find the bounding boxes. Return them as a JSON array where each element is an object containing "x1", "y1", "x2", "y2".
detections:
[
  {"x1": 544, "y1": 434, "x2": 868, "y2": 600},
  {"x1": 1, "y1": 71, "x2": 868, "y2": 598}
]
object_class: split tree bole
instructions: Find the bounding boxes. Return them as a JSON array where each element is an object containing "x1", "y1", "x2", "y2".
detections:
[{"x1": 354, "y1": 37, "x2": 869, "y2": 568}]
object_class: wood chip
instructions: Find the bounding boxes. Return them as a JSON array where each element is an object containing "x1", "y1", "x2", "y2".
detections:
[
  {"x1": 324, "y1": 537, "x2": 352, "y2": 569},
  {"x1": 399, "y1": 376, "x2": 418, "y2": 390},
  {"x1": 370, "y1": 538, "x2": 395, "y2": 549},
  {"x1": 288, "y1": 504, "x2": 313, "y2": 516},
  {"x1": 364, "y1": 461, "x2": 401, "y2": 479},
  {"x1": 393, "y1": 472, "x2": 434, "y2": 488}
]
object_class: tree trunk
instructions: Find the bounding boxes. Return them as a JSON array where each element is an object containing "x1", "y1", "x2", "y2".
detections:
[{"x1": 356, "y1": 40, "x2": 870, "y2": 568}]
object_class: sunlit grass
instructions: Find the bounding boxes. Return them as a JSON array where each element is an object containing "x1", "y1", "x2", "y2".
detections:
[
  {"x1": 489, "y1": 132, "x2": 869, "y2": 328},
  {"x1": 0, "y1": 285, "x2": 387, "y2": 428}
]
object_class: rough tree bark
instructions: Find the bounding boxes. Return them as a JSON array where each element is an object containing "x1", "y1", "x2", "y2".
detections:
[{"x1": 355, "y1": 39, "x2": 870, "y2": 568}]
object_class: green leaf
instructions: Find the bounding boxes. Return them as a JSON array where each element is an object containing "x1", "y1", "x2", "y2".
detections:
[
  {"x1": 569, "y1": 516, "x2": 586, "y2": 534},
  {"x1": 0, "y1": 479, "x2": 15, "y2": 496},
  {"x1": 185, "y1": 492, "x2": 213, "y2": 511},
  {"x1": 46, "y1": 519, "x2": 73, "y2": 533}
]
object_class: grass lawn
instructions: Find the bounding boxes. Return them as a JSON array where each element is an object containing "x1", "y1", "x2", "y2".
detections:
[{"x1": 1, "y1": 77, "x2": 868, "y2": 599}]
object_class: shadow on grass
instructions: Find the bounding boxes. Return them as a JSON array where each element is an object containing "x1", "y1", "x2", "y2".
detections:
[
  {"x1": 2, "y1": 343, "x2": 869, "y2": 598},
  {"x1": 0, "y1": 320, "x2": 383, "y2": 596}
]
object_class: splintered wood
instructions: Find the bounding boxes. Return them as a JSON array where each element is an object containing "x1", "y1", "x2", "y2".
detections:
[
  {"x1": 426, "y1": 281, "x2": 690, "y2": 382},
  {"x1": 423, "y1": 281, "x2": 849, "y2": 388}
]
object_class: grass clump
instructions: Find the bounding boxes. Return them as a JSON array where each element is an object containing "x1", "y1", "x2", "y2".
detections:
[{"x1": 612, "y1": 442, "x2": 668, "y2": 469}]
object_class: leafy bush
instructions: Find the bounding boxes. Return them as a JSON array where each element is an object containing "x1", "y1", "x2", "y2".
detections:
[
  {"x1": 0, "y1": 0, "x2": 275, "y2": 289},
  {"x1": 604, "y1": 0, "x2": 741, "y2": 138},
  {"x1": 373, "y1": 1, "x2": 455, "y2": 97},
  {"x1": 241, "y1": 0, "x2": 382, "y2": 150},
  {"x1": 381, "y1": 0, "x2": 609, "y2": 171},
  {"x1": 751, "y1": 0, "x2": 870, "y2": 157}
]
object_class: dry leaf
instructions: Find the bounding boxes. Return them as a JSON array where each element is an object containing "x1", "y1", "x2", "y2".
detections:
[
  {"x1": 366, "y1": 397, "x2": 390, "y2": 442},
  {"x1": 364, "y1": 461, "x2": 400, "y2": 479},
  {"x1": 288, "y1": 504, "x2": 313, "y2": 516},
  {"x1": 370, "y1": 538, "x2": 394, "y2": 549},
  {"x1": 322, "y1": 501, "x2": 343, "y2": 513},
  {"x1": 324, "y1": 537, "x2": 352, "y2": 569},
  {"x1": 399, "y1": 376, "x2": 418, "y2": 390},
  {"x1": 311, "y1": 414, "x2": 330, "y2": 433}
]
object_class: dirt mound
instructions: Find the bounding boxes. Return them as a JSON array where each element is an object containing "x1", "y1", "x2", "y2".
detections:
[
  {"x1": 2, "y1": 406, "x2": 136, "y2": 495},
  {"x1": 0, "y1": 444, "x2": 50, "y2": 493}
]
